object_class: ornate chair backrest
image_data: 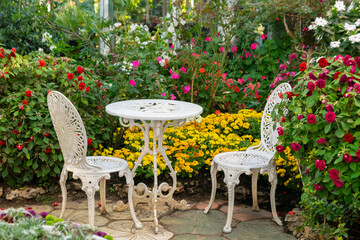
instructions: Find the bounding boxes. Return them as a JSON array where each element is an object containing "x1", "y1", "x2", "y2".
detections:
[
  {"x1": 47, "y1": 91, "x2": 88, "y2": 169},
  {"x1": 259, "y1": 83, "x2": 292, "y2": 154}
]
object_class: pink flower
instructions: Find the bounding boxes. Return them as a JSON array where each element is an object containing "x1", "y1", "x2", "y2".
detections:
[
  {"x1": 170, "y1": 94, "x2": 176, "y2": 100},
  {"x1": 291, "y1": 142, "x2": 301, "y2": 151},
  {"x1": 314, "y1": 183, "x2": 323, "y2": 191},
  {"x1": 191, "y1": 39, "x2": 195, "y2": 42},
  {"x1": 238, "y1": 79, "x2": 244, "y2": 85},
  {"x1": 171, "y1": 73, "x2": 179, "y2": 79},
  {"x1": 180, "y1": 67, "x2": 186, "y2": 73},
  {"x1": 277, "y1": 127, "x2": 284, "y2": 135},
  {"x1": 308, "y1": 72, "x2": 317, "y2": 80},
  {"x1": 276, "y1": 145, "x2": 284, "y2": 153},
  {"x1": 333, "y1": 179, "x2": 344, "y2": 188},
  {"x1": 343, "y1": 153, "x2": 352, "y2": 163},
  {"x1": 170, "y1": 44, "x2": 174, "y2": 49},
  {"x1": 297, "y1": 114, "x2": 304, "y2": 121},
  {"x1": 290, "y1": 72, "x2": 296, "y2": 77},
  {"x1": 219, "y1": 47, "x2": 224, "y2": 52},
  {"x1": 325, "y1": 112, "x2": 336, "y2": 123},
  {"x1": 316, "y1": 79, "x2": 326, "y2": 88},
  {"x1": 184, "y1": 85, "x2": 191, "y2": 94},
  {"x1": 289, "y1": 53, "x2": 297, "y2": 61},
  {"x1": 317, "y1": 138, "x2": 327, "y2": 145},
  {"x1": 245, "y1": 52, "x2": 251, "y2": 58},
  {"x1": 307, "y1": 81, "x2": 316, "y2": 91},
  {"x1": 261, "y1": 34, "x2": 267, "y2": 40},
  {"x1": 280, "y1": 64, "x2": 287, "y2": 70},
  {"x1": 325, "y1": 104, "x2": 333, "y2": 112},
  {"x1": 261, "y1": 76, "x2": 266, "y2": 80},
  {"x1": 307, "y1": 114, "x2": 316, "y2": 124},
  {"x1": 250, "y1": 43, "x2": 258, "y2": 50},
  {"x1": 270, "y1": 83, "x2": 275, "y2": 88},
  {"x1": 132, "y1": 61, "x2": 139, "y2": 67},
  {"x1": 129, "y1": 79, "x2": 136, "y2": 86},
  {"x1": 161, "y1": 93, "x2": 166, "y2": 96},
  {"x1": 231, "y1": 46, "x2": 238, "y2": 52},
  {"x1": 315, "y1": 159, "x2": 326, "y2": 171},
  {"x1": 205, "y1": 37, "x2": 212, "y2": 42},
  {"x1": 329, "y1": 169, "x2": 339, "y2": 180},
  {"x1": 156, "y1": 57, "x2": 162, "y2": 62}
]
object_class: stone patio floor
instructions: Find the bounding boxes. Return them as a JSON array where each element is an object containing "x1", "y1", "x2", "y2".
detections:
[{"x1": 25, "y1": 196, "x2": 296, "y2": 240}]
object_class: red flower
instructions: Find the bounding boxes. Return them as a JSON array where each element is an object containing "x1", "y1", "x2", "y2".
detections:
[
  {"x1": 344, "y1": 133, "x2": 353, "y2": 143},
  {"x1": 22, "y1": 100, "x2": 27, "y2": 105},
  {"x1": 318, "y1": 58, "x2": 328, "y2": 68},
  {"x1": 281, "y1": 117, "x2": 286, "y2": 122},
  {"x1": 307, "y1": 81, "x2": 316, "y2": 91},
  {"x1": 343, "y1": 153, "x2": 352, "y2": 163},
  {"x1": 26, "y1": 90, "x2": 32, "y2": 97},
  {"x1": 334, "y1": 71, "x2": 342, "y2": 79},
  {"x1": 291, "y1": 142, "x2": 301, "y2": 151},
  {"x1": 329, "y1": 169, "x2": 339, "y2": 180},
  {"x1": 11, "y1": 48, "x2": 16, "y2": 53},
  {"x1": 44, "y1": 132, "x2": 50, "y2": 138},
  {"x1": 316, "y1": 79, "x2": 326, "y2": 89},
  {"x1": 276, "y1": 145, "x2": 285, "y2": 153},
  {"x1": 67, "y1": 73, "x2": 74, "y2": 80},
  {"x1": 277, "y1": 127, "x2": 283, "y2": 136},
  {"x1": 19, "y1": 105, "x2": 24, "y2": 110},
  {"x1": 278, "y1": 92, "x2": 283, "y2": 98},
  {"x1": 314, "y1": 183, "x2": 323, "y2": 191},
  {"x1": 44, "y1": 146, "x2": 51, "y2": 153},
  {"x1": 299, "y1": 62, "x2": 307, "y2": 71},
  {"x1": 96, "y1": 80, "x2": 101, "y2": 88},
  {"x1": 16, "y1": 144, "x2": 23, "y2": 150},
  {"x1": 39, "y1": 60, "x2": 46, "y2": 67},
  {"x1": 77, "y1": 66, "x2": 84, "y2": 74},
  {"x1": 12, "y1": 130, "x2": 19, "y2": 135},
  {"x1": 234, "y1": 86, "x2": 239, "y2": 93},
  {"x1": 10, "y1": 51, "x2": 16, "y2": 58},
  {"x1": 315, "y1": 159, "x2": 326, "y2": 170},
  {"x1": 78, "y1": 82, "x2": 86, "y2": 90},
  {"x1": 0, "y1": 140, "x2": 5, "y2": 145},
  {"x1": 199, "y1": 68, "x2": 205, "y2": 73},
  {"x1": 87, "y1": 138, "x2": 93, "y2": 145},
  {"x1": 285, "y1": 91, "x2": 294, "y2": 100},
  {"x1": 85, "y1": 86, "x2": 90, "y2": 92},
  {"x1": 317, "y1": 138, "x2": 327, "y2": 145},
  {"x1": 97, "y1": 106, "x2": 101, "y2": 110},
  {"x1": 325, "y1": 112, "x2": 336, "y2": 123},
  {"x1": 333, "y1": 179, "x2": 344, "y2": 188},
  {"x1": 215, "y1": 110, "x2": 221, "y2": 116},
  {"x1": 78, "y1": 76, "x2": 83, "y2": 81},
  {"x1": 307, "y1": 114, "x2": 316, "y2": 124},
  {"x1": 53, "y1": 201, "x2": 58, "y2": 207}
]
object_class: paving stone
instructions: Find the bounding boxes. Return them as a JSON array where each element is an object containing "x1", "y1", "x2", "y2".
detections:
[
  {"x1": 172, "y1": 235, "x2": 226, "y2": 240},
  {"x1": 64, "y1": 200, "x2": 89, "y2": 209},
  {"x1": 107, "y1": 207, "x2": 141, "y2": 220},
  {"x1": 160, "y1": 210, "x2": 226, "y2": 235},
  {"x1": 219, "y1": 204, "x2": 272, "y2": 221},
  {"x1": 195, "y1": 201, "x2": 219, "y2": 210},
  {"x1": 25, "y1": 204, "x2": 52, "y2": 214},
  {"x1": 107, "y1": 220, "x2": 173, "y2": 240},
  {"x1": 48, "y1": 209, "x2": 75, "y2": 220},
  {"x1": 226, "y1": 219, "x2": 295, "y2": 240}
]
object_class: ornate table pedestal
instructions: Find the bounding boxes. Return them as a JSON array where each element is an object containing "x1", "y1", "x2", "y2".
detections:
[{"x1": 106, "y1": 100, "x2": 203, "y2": 233}]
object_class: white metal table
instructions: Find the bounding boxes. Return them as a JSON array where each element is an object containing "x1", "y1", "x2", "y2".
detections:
[{"x1": 106, "y1": 99, "x2": 203, "y2": 233}]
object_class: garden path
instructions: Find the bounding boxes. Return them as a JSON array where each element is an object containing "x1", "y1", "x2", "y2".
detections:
[{"x1": 27, "y1": 197, "x2": 296, "y2": 240}]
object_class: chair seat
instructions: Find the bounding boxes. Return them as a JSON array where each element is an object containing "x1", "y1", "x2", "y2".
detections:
[
  {"x1": 213, "y1": 151, "x2": 272, "y2": 170},
  {"x1": 66, "y1": 156, "x2": 129, "y2": 174}
]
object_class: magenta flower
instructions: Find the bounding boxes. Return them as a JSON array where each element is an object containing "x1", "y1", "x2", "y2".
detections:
[
  {"x1": 276, "y1": 145, "x2": 284, "y2": 153},
  {"x1": 180, "y1": 67, "x2": 186, "y2": 73},
  {"x1": 314, "y1": 183, "x2": 323, "y2": 191},
  {"x1": 317, "y1": 138, "x2": 327, "y2": 145},
  {"x1": 343, "y1": 153, "x2": 352, "y2": 163},
  {"x1": 238, "y1": 78, "x2": 244, "y2": 85},
  {"x1": 289, "y1": 53, "x2": 297, "y2": 61},
  {"x1": 231, "y1": 46, "x2": 237, "y2": 52},
  {"x1": 261, "y1": 76, "x2": 266, "y2": 80},
  {"x1": 170, "y1": 44, "x2": 174, "y2": 49},
  {"x1": 219, "y1": 47, "x2": 224, "y2": 52},
  {"x1": 315, "y1": 159, "x2": 326, "y2": 171},
  {"x1": 245, "y1": 52, "x2": 252, "y2": 58},
  {"x1": 325, "y1": 104, "x2": 333, "y2": 112},
  {"x1": 161, "y1": 93, "x2": 166, "y2": 96},
  {"x1": 261, "y1": 34, "x2": 267, "y2": 40},
  {"x1": 184, "y1": 85, "x2": 191, "y2": 94},
  {"x1": 250, "y1": 43, "x2": 258, "y2": 50},
  {"x1": 307, "y1": 114, "x2": 316, "y2": 124},
  {"x1": 329, "y1": 169, "x2": 339, "y2": 180},
  {"x1": 316, "y1": 79, "x2": 326, "y2": 88},
  {"x1": 333, "y1": 179, "x2": 344, "y2": 188},
  {"x1": 129, "y1": 79, "x2": 136, "y2": 86},
  {"x1": 307, "y1": 81, "x2": 316, "y2": 91},
  {"x1": 291, "y1": 142, "x2": 301, "y2": 151},
  {"x1": 156, "y1": 57, "x2": 162, "y2": 62},
  {"x1": 171, "y1": 73, "x2": 179, "y2": 79},
  {"x1": 280, "y1": 64, "x2": 287, "y2": 70},
  {"x1": 132, "y1": 61, "x2": 139, "y2": 67},
  {"x1": 325, "y1": 111, "x2": 336, "y2": 123},
  {"x1": 170, "y1": 94, "x2": 176, "y2": 100},
  {"x1": 205, "y1": 37, "x2": 212, "y2": 42},
  {"x1": 297, "y1": 114, "x2": 304, "y2": 121},
  {"x1": 277, "y1": 127, "x2": 284, "y2": 136},
  {"x1": 308, "y1": 72, "x2": 317, "y2": 80}
]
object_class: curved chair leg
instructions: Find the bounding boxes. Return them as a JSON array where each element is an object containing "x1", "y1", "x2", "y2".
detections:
[
  {"x1": 123, "y1": 168, "x2": 142, "y2": 229},
  {"x1": 204, "y1": 162, "x2": 218, "y2": 214},
  {"x1": 100, "y1": 177, "x2": 108, "y2": 215},
  {"x1": 224, "y1": 180, "x2": 236, "y2": 233},
  {"x1": 59, "y1": 168, "x2": 68, "y2": 219},
  {"x1": 268, "y1": 167, "x2": 282, "y2": 226},
  {"x1": 251, "y1": 168, "x2": 260, "y2": 211}
]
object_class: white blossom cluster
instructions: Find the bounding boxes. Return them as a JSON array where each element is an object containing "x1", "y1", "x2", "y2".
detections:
[
  {"x1": 344, "y1": 23, "x2": 356, "y2": 31},
  {"x1": 308, "y1": 17, "x2": 328, "y2": 30},
  {"x1": 349, "y1": 33, "x2": 360, "y2": 44},
  {"x1": 330, "y1": 41, "x2": 341, "y2": 48},
  {"x1": 334, "y1": 0, "x2": 346, "y2": 11},
  {"x1": 129, "y1": 23, "x2": 149, "y2": 33},
  {"x1": 42, "y1": 32, "x2": 52, "y2": 42}
]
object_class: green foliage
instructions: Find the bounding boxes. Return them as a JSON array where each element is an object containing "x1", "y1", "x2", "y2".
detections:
[
  {"x1": 275, "y1": 55, "x2": 360, "y2": 238},
  {"x1": 0, "y1": 49, "x2": 115, "y2": 187}
]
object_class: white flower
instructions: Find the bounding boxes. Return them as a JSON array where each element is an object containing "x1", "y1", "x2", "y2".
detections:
[
  {"x1": 38, "y1": 48, "x2": 43, "y2": 52},
  {"x1": 180, "y1": 19, "x2": 186, "y2": 25},
  {"x1": 308, "y1": 24, "x2": 316, "y2": 31},
  {"x1": 355, "y1": 19, "x2": 360, "y2": 27},
  {"x1": 50, "y1": 45, "x2": 56, "y2": 51},
  {"x1": 334, "y1": 0, "x2": 346, "y2": 11},
  {"x1": 129, "y1": 23, "x2": 138, "y2": 32},
  {"x1": 42, "y1": 32, "x2": 52, "y2": 42},
  {"x1": 349, "y1": 33, "x2": 360, "y2": 43},
  {"x1": 168, "y1": 23, "x2": 175, "y2": 34},
  {"x1": 314, "y1": 17, "x2": 328, "y2": 27},
  {"x1": 347, "y1": 2, "x2": 354, "y2": 11},
  {"x1": 173, "y1": 19, "x2": 178, "y2": 27},
  {"x1": 344, "y1": 23, "x2": 356, "y2": 31},
  {"x1": 114, "y1": 22, "x2": 121, "y2": 28},
  {"x1": 135, "y1": 37, "x2": 140, "y2": 42},
  {"x1": 143, "y1": 25, "x2": 149, "y2": 32},
  {"x1": 330, "y1": 41, "x2": 340, "y2": 48}
]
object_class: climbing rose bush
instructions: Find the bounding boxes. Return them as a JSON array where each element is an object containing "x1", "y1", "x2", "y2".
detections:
[{"x1": 275, "y1": 55, "x2": 360, "y2": 238}]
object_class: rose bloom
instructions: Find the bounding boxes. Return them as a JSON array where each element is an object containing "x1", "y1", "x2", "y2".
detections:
[
  {"x1": 329, "y1": 169, "x2": 339, "y2": 180},
  {"x1": 317, "y1": 138, "x2": 327, "y2": 145},
  {"x1": 314, "y1": 183, "x2": 323, "y2": 191},
  {"x1": 315, "y1": 159, "x2": 326, "y2": 171},
  {"x1": 333, "y1": 179, "x2": 344, "y2": 188},
  {"x1": 318, "y1": 58, "x2": 328, "y2": 68},
  {"x1": 325, "y1": 111, "x2": 336, "y2": 123},
  {"x1": 307, "y1": 81, "x2": 316, "y2": 91},
  {"x1": 334, "y1": 71, "x2": 341, "y2": 79},
  {"x1": 234, "y1": 86, "x2": 239, "y2": 93},
  {"x1": 308, "y1": 72, "x2": 317, "y2": 80},
  {"x1": 343, "y1": 153, "x2": 352, "y2": 163},
  {"x1": 77, "y1": 66, "x2": 83, "y2": 74},
  {"x1": 78, "y1": 82, "x2": 85, "y2": 90},
  {"x1": 277, "y1": 127, "x2": 284, "y2": 136},
  {"x1": 344, "y1": 133, "x2": 353, "y2": 143},
  {"x1": 67, "y1": 73, "x2": 74, "y2": 80},
  {"x1": 307, "y1": 114, "x2": 316, "y2": 124},
  {"x1": 297, "y1": 114, "x2": 304, "y2": 121},
  {"x1": 276, "y1": 145, "x2": 285, "y2": 153},
  {"x1": 78, "y1": 76, "x2": 83, "y2": 81},
  {"x1": 26, "y1": 90, "x2": 32, "y2": 97},
  {"x1": 299, "y1": 62, "x2": 307, "y2": 71},
  {"x1": 325, "y1": 104, "x2": 333, "y2": 112},
  {"x1": 39, "y1": 60, "x2": 45, "y2": 67},
  {"x1": 291, "y1": 142, "x2": 301, "y2": 151},
  {"x1": 319, "y1": 72, "x2": 327, "y2": 80},
  {"x1": 199, "y1": 68, "x2": 205, "y2": 73},
  {"x1": 316, "y1": 79, "x2": 326, "y2": 88},
  {"x1": 87, "y1": 138, "x2": 93, "y2": 145}
]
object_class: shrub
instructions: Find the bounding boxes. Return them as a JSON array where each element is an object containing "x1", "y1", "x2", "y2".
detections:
[
  {"x1": 0, "y1": 48, "x2": 113, "y2": 187},
  {"x1": 275, "y1": 55, "x2": 360, "y2": 238}
]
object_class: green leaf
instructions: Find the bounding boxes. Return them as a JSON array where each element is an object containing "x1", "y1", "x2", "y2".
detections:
[
  {"x1": 26, "y1": 159, "x2": 32, "y2": 166},
  {"x1": 32, "y1": 162, "x2": 38, "y2": 170},
  {"x1": 335, "y1": 128, "x2": 345, "y2": 138},
  {"x1": 13, "y1": 167, "x2": 20, "y2": 173},
  {"x1": 324, "y1": 124, "x2": 331, "y2": 133},
  {"x1": 350, "y1": 162, "x2": 357, "y2": 172},
  {"x1": 351, "y1": 171, "x2": 360, "y2": 178},
  {"x1": 34, "y1": 127, "x2": 41, "y2": 133},
  {"x1": 2, "y1": 168, "x2": 8, "y2": 178}
]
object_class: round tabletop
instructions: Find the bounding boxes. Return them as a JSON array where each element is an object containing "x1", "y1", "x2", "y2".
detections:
[{"x1": 106, "y1": 99, "x2": 203, "y2": 121}]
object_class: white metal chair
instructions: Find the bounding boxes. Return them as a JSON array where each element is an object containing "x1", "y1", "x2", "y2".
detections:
[
  {"x1": 204, "y1": 83, "x2": 291, "y2": 233},
  {"x1": 47, "y1": 91, "x2": 142, "y2": 228}
]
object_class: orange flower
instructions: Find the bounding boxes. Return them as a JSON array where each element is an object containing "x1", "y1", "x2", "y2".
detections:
[
  {"x1": 215, "y1": 110, "x2": 220, "y2": 116},
  {"x1": 199, "y1": 68, "x2": 205, "y2": 73}
]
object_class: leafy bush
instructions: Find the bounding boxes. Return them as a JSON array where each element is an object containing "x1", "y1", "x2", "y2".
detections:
[
  {"x1": 0, "y1": 48, "x2": 114, "y2": 187},
  {"x1": 275, "y1": 55, "x2": 360, "y2": 238}
]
